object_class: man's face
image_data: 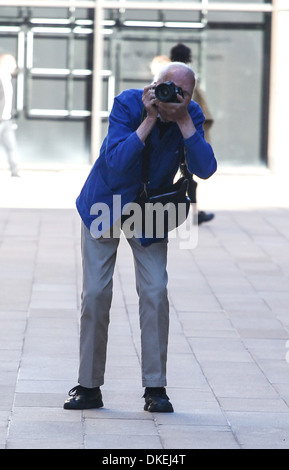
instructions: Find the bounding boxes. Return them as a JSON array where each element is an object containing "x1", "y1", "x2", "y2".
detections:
[{"x1": 155, "y1": 68, "x2": 195, "y2": 108}]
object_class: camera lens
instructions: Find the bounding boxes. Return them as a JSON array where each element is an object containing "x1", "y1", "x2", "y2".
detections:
[
  {"x1": 154, "y1": 81, "x2": 183, "y2": 103},
  {"x1": 160, "y1": 87, "x2": 170, "y2": 98},
  {"x1": 155, "y1": 82, "x2": 175, "y2": 103}
]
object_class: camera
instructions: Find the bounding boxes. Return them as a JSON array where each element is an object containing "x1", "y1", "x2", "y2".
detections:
[{"x1": 154, "y1": 81, "x2": 184, "y2": 103}]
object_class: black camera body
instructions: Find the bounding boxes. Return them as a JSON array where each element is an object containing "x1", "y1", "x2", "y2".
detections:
[{"x1": 154, "y1": 81, "x2": 184, "y2": 103}]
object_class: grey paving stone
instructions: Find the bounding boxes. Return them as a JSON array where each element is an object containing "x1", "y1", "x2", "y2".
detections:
[
  {"x1": 0, "y1": 383, "x2": 18, "y2": 405},
  {"x1": 216, "y1": 293, "x2": 270, "y2": 313},
  {"x1": 230, "y1": 315, "x2": 288, "y2": 339},
  {"x1": 6, "y1": 439, "x2": 84, "y2": 449},
  {"x1": 256, "y1": 360, "x2": 289, "y2": 384},
  {"x1": 187, "y1": 337, "x2": 254, "y2": 363},
  {"x1": 226, "y1": 411, "x2": 289, "y2": 449},
  {"x1": 13, "y1": 393, "x2": 69, "y2": 408},
  {"x1": 159, "y1": 424, "x2": 240, "y2": 449},
  {"x1": 85, "y1": 434, "x2": 162, "y2": 449},
  {"x1": 1, "y1": 171, "x2": 289, "y2": 449},
  {"x1": 17, "y1": 357, "x2": 78, "y2": 382},
  {"x1": 6, "y1": 420, "x2": 84, "y2": 447},
  {"x1": 171, "y1": 292, "x2": 221, "y2": 312},
  {"x1": 166, "y1": 354, "x2": 211, "y2": 389},
  {"x1": 84, "y1": 417, "x2": 159, "y2": 443},
  {"x1": 177, "y1": 311, "x2": 236, "y2": 337},
  {"x1": 15, "y1": 379, "x2": 77, "y2": 394},
  {"x1": 219, "y1": 397, "x2": 289, "y2": 413},
  {"x1": 244, "y1": 338, "x2": 289, "y2": 361},
  {"x1": 200, "y1": 361, "x2": 280, "y2": 399},
  {"x1": 154, "y1": 409, "x2": 228, "y2": 427},
  {"x1": 0, "y1": 426, "x2": 8, "y2": 450},
  {"x1": 83, "y1": 407, "x2": 151, "y2": 420}
]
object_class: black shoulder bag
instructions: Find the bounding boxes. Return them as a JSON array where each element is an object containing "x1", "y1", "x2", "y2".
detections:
[{"x1": 135, "y1": 127, "x2": 192, "y2": 239}]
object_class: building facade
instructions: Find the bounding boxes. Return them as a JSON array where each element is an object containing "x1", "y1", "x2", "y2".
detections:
[{"x1": 0, "y1": 0, "x2": 288, "y2": 174}]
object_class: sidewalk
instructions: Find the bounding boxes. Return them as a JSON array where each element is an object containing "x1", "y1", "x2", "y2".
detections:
[{"x1": 1, "y1": 168, "x2": 289, "y2": 449}]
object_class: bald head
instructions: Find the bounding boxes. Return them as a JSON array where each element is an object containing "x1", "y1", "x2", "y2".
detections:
[
  {"x1": 157, "y1": 61, "x2": 195, "y2": 83},
  {"x1": 156, "y1": 61, "x2": 196, "y2": 103}
]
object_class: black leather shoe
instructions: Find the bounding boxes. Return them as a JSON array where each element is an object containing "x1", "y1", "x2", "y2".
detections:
[
  {"x1": 143, "y1": 387, "x2": 174, "y2": 413},
  {"x1": 198, "y1": 211, "x2": 215, "y2": 225},
  {"x1": 63, "y1": 385, "x2": 103, "y2": 410}
]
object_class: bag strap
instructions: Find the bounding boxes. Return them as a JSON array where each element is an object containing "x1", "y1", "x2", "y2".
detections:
[
  {"x1": 140, "y1": 107, "x2": 187, "y2": 190},
  {"x1": 142, "y1": 134, "x2": 151, "y2": 186}
]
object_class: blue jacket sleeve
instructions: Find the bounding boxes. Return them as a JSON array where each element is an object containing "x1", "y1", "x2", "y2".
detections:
[
  {"x1": 185, "y1": 103, "x2": 217, "y2": 179},
  {"x1": 104, "y1": 93, "x2": 145, "y2": 175}
]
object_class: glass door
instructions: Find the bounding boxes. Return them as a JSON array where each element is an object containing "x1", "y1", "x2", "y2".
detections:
[
  {"x1": 0, "y1": 6, "x2": 94, "y2": 165},
  {"x1": 102, "y1": 5, "x2": 271, "y2": 168}
]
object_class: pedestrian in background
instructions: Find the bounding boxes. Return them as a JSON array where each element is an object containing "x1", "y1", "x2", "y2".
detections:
[
  {"x1": 149, "y1": 54, "x2": 170, "y2": 80},
  {"x1": 170, "y1": 43, "x2": 215, "y2": 225},
  {"x1": 0, "y1": 54, "x2": 19, "y2": 177}
]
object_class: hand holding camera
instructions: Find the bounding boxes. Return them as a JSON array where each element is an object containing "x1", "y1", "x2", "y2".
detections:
[
  {"x1": 154, "y1": 81, "x2": 190, "y2": 125},
  {"x1": 154, "y1": 81, "x2": 196, "y2": 138},
  {"x1": 141, "y1": 80, "x2": 195, "y2": 139},
  {"x1": 142, "y1": 84, "x2": 159, "y2": 118}
]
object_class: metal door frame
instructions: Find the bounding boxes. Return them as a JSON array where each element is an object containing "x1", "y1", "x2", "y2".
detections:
[{"x1": 0, "y1": 1, "x2": 281, "y2": 165}]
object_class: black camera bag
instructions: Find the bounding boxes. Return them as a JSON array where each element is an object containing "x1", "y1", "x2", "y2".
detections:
[{"x1": 134, "y1": 118, "x2": 192, "y2": 238}]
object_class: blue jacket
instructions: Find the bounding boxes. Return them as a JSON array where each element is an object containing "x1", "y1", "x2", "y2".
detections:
[{"x1": 76, "y1": 88, "x2": 217, "y2": 241}]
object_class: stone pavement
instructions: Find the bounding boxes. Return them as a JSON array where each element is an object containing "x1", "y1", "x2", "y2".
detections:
[{"x1": 1, "y1": 168, "x2": 289, "y2": 450}]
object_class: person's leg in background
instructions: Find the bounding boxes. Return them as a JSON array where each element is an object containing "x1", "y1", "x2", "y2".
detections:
[
  {"x1": 189, "y1": 175, "x2": 214, "y2": 225},
  {"x1": 1, "y1": 121, "x2": 19, "y2": 177}
]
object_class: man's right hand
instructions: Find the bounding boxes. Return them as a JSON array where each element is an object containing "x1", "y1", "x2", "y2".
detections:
[
  {"x1": 136, "y1": 85, "x2": 158, "y2": 143},
  {"x1": 142, "y1": 84, "x2": 159, "y2": 119}
]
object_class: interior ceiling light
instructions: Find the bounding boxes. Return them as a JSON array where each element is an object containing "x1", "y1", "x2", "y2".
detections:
[
  {"x1": 123, "y1": 21, "x2": 164, "y2": 28},
  {"x1": 122, "y1": 20, "x2": 205, "y2": 29},
  {"x1": 164, "y1": 22, "x2": 205, "y2": 29}
]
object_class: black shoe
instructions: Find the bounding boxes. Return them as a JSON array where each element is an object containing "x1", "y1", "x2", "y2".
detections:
[
  {"x1": 143, "y1": 387, "x2": 174, "y2": 413},
  {"x1": 63, "y1": 385, "x2": 103, "y2": 410},
  {"x1": 198, "y1": 211, "x2": 215, "y2": 225}
]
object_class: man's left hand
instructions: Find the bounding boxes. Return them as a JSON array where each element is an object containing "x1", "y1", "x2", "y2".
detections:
[
  {"x1": 156, "y1": 94, "x2": 189, "y2": 124},
  {"x1": 157, "y1": 95, "x2": 196, "y2": 139}
]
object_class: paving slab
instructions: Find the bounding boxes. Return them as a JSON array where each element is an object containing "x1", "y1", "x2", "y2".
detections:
[{"x1": 0, "y1": 169, "x2": 289, "y2": 450}]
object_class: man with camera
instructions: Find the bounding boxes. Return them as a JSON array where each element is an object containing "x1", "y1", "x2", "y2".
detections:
[{"x1": 63, "y1": 62, "x2": 217, "y2": 413}]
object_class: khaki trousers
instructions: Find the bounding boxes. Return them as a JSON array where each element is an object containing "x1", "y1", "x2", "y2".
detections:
[{"x1": 78, "y1": 223, "x2": 169, "y2": 388}]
